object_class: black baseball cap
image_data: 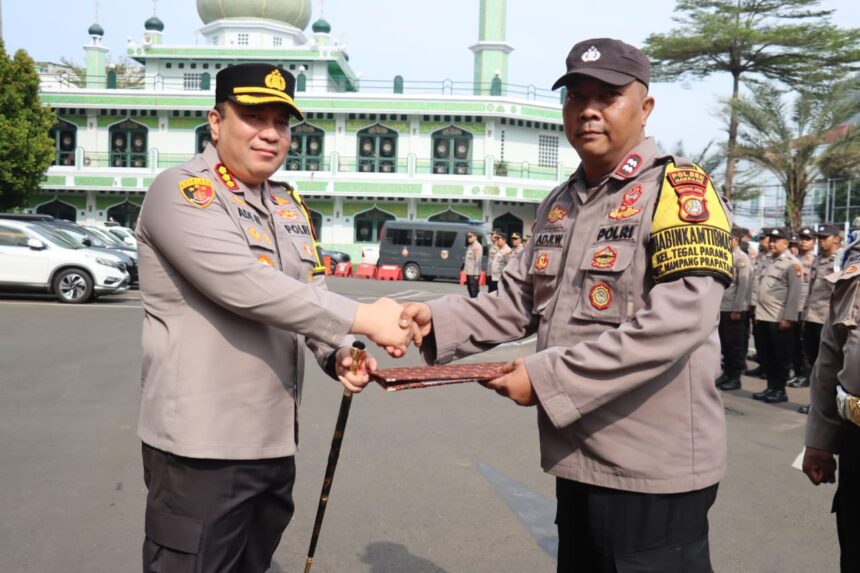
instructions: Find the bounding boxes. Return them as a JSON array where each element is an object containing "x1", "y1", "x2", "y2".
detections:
[
  {"x1": 769, "y1": 227, "x2": 790, "y2": 240},
  {"x1": 215, "y1": 63, "x2": 304, "y2": 120},
  {"x1": 816, "y1": 223, "x2": 840, "y2": 237},
  {"x1": 798, "y1": 226, "x2": 816, "y2": 238},
  {"x1": 552, "y1": 38, "x2": 651, "y2": 90},
  {"x1": 730, "y1": 225, "x2": 747, "y2": 239}
]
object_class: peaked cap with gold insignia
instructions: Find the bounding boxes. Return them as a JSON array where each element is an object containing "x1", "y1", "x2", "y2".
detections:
[{"x1": 215, "y1": 63, "x2": 304, "y2": 120}]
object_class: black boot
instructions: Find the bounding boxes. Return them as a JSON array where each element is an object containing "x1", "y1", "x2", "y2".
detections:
[
  {"x1": 763, "y1": 390, "x2": 788, "y2": 404},
  {"x1": 718, "y1": 378, "x2": 741, "y2": 391},
  {"x1": 752, "y1": 388, "x2": 773, "y2": 400}
]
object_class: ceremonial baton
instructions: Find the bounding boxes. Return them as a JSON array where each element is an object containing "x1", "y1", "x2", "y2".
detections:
[{"x1": 304, "y1": 340, "x2": 366, "y2": 573}]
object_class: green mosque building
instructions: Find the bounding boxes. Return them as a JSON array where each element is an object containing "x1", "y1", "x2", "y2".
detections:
[{"x1": 33, "y1": 0, "x2": 578, "y2": 259}]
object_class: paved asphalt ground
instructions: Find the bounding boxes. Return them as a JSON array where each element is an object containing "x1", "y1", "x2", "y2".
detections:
[{"x1": 0, "y1": 278, "x2": 840, "y2": 572}]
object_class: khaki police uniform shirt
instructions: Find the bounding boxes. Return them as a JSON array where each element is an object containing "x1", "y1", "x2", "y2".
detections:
[
  {"x1": 805, "y1": 246, "x2": 860, "y2": 452},
  {"x1": 720, "y1": 246, "x2": 751, "y2": 313},
  {"x1": 803, "y1": 253, "x2": 838, "y2": 324},
  {"x1": 513, "y1": 243, "x2": 525, "y2": 255},
  {"x1": 754, "y1": 251, "x2": 803, "y2": 322},
  {"x1": 421, "y1": 138, "x2": 731, "y2": 493},
  {"x1": 490, "y1": 243, "x2": 512, "y2": 280},
  {"x1": 797, "y1": 251, "x2": 815, "y2": 314},
  {"x1": 749, "y1": 252, "x2": 771, "y2": 309},
  {"x1": 463, "y1": 241, "x2": 483, "y2": 276},
  {"x1": 136, "y1": 144, "x2": 359, "y2": 460}
]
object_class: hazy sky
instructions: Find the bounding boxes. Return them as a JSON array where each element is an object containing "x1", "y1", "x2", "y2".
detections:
[{"x1": 3, "y1": 0, "x2": 859, "y2": 154}]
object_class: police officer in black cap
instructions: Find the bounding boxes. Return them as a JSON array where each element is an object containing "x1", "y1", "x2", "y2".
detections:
[{"x1": 135, "y1": 63, "x2": 411, "y2": 572}]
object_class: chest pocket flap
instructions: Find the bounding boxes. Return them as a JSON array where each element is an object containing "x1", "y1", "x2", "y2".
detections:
[
  {"x1": 572, "y1": 244, "x2": 636, "y2": 324},
  {"x1": 240, "y1": 221, "x2": 276, "y2": 252}
]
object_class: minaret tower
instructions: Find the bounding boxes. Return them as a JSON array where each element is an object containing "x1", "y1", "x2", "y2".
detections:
[
  {"x1": 469, "y1": 0, "x2": 514, "y2": 95},
  {"x1": 84, "y1": 1, "x2": 108, "y2": 88}
]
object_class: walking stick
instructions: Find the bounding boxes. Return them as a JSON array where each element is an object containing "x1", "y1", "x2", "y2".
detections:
[{"x1": 304, "y1": 341, "x2": 366, "y2": 573}]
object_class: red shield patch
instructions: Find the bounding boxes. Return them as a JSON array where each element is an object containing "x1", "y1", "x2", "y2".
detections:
[
  {"x1": 678, "y1": 195, "x2": 709, "y2": 222},
  {"x1": 179, "y1": 178, "x2": 215, "y2": 209},
  {"x1": 534, "y1": 253, "x2": 550, "y2": 271},
  {"x1": 614, "y1": 153, "x2": 643, "y2": 178}
]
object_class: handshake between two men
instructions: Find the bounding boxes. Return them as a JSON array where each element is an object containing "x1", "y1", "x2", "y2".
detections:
[{"x1": 341, "y1": 298, "x2": 537, "y2": 407}]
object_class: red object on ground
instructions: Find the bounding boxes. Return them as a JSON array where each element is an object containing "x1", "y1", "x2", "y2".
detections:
[
  {"x1": 322, "y1": 256, "x2": 333, "y2": 276},
  {"x1": 355, "y1": 263, "x2": 377, "y2": 279},
  {"x1": 460, "y1": 271, "x2": 487, "y2": 285},
  {"x1": 459, "y1": 271, "x2": 466, "y2": 285},
  {"x1": 376, "y1": 265, "x2": 403, "y2": 281},
  {"x1": 334, "y1": 262, "x2": 353, "y2": 277}
]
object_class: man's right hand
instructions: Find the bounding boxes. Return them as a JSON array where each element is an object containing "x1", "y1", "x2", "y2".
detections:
[
  {"x1": 352, "y1": 298, "x2": 413, "y2": 356},
  {"x1": 400, "y1": 302, "x2": 433, "y2": 347},
  {"x1": 802, "y1": 446, "x2": 837, "y2": 485}
]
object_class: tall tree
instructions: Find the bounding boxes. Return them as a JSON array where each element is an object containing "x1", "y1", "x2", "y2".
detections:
[
  {"x1": 643, "y1": 0, "x2": 860, "y2": 201},
  {"x1": 0, "y1": 40, "x2": 55, "y2": 211},
  {"x1": 731, "y1": 79, "x2": 860, "y2": 228}
]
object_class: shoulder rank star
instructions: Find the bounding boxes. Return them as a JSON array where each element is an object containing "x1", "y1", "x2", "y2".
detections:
[
  {"x1": 179, "y1": 178, "x2": 215, "y2": 209},
  {"x1": 614, "y1": 153, "x2": 643, "y2": 178}
]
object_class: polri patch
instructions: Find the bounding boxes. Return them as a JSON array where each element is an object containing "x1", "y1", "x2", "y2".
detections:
[
  {"x1": 179, "y1": 177, "x2": 215, "y2": 209},
  {"x1": 608, "y1": 185, "x2": 643, "y2": 220},
  {"x1": 596, "y1": 224, "x2": 637, "y2": 243},
  {"x1": 614, "y1": 153, "x2": 643, "y2": 178},
  {"x1": 591, "y1": 246, "x2": 618, "y2": 269},
  {"x1": 589, "y1": 283, "x2": 613, "y2": 310}
]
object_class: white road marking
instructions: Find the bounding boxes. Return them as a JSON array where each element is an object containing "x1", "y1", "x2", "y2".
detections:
[
  {"x1": 355, "y1": 289, "x2": 438, "y2": 302},
  {"x1": 0, "y1": 300, "x2": 143, "y2": 309}
]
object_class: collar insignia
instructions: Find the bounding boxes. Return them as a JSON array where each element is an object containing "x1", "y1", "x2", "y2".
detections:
[{"x1": 614, "y1": 153, "x2": 643, "y2": 178}]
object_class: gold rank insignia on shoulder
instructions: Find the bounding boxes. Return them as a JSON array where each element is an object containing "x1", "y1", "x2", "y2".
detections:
[
  {"x1": 179, "y1": 177, "x2": 215, "y2": 209},
  {"x1": 215, "y1": 163, "x2": 239, "y2": 191}
]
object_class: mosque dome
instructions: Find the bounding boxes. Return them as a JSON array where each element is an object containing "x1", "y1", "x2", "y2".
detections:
[
  {"x1": 88, "y1": 22, "x2": 104, "y2": 36},
  {"x1": 144, "y1": 16, "x2": 165, "y2": 32},
  {"x1": 311, "y1": 18, "x2": 331, "y2": 34},
  {"x1": 196, "y1": 0, "x2": 312, "y2": 30}
]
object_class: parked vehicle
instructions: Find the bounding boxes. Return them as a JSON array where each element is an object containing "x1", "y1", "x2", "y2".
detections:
[
  {"x1": 360, "y1": 245, "x2": 380, "y2": 265},
  {"x1": 319, "y1": 248, "x2": 351, "y2": 273},
  {"x1": 103, "y1": 225, "x2": 138, "y2": 248},
  {"x1": 0, "y1": 219, "x2": 130, "y2": 303},
  {"x1": 38, "y1": 220, "x2": 139, "y2": 285},
  {"x1": 376, "y1": 220, "x2": 491, "y2": 281}
]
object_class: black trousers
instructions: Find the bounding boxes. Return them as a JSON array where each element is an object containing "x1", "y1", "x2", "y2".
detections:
[
  {"x1": 487, "y1": 278, "x2": 498, "y2": 293},
  {"x1": 142, "y1": 443, "x2": 296, "y2": 573},
  {"x1": 556, "y1": 478, "x2": 718, "y2": 572},
  {"x1": 791, "y1": 316, "x2": 810, "y2": 376},
  {"x1": 835, "y1": 422, "x2": 860, "y2": 572},
  {"x1": 756, "y1": 321, "x2": 793, "y2": 391},
  {"x1": 752, "y1": 319, "x2": 768, "y2": 371},
  {"x1": 718, "y1": 311, "x2": 748, "y2": 378},
  {"x1": 465, "y1": 274, "x2": 480, "y2": 298},
  {"x1": 802, "y1": 321, "x2": 824, "y2": 368}
]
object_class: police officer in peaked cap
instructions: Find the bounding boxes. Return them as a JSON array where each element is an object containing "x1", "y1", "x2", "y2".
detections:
[{"x1": 135, "y1": 63, "x2": 412, "y2": 572}]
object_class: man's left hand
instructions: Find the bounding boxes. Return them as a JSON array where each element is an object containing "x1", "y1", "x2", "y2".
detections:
[
  {"x1": 335, "y1": 346, "x2": 378, "y2": 393},
  {"x1": 480, "y1": 358, "x2": 537, "y2": 406}
]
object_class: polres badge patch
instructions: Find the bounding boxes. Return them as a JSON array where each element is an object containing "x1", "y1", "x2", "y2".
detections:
[
  {"x1": 589, "y1": 283, "x2": 613, "y2": 310},
  {"x1": 667, "y1": 169, "x2": 711, "y2": 223},
  {"x1": 179, "y1": 178, "x2": 215, "y2": 209}
]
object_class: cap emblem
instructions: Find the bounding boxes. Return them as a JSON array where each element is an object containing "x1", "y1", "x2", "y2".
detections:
[
  {"x1": 581, "y1": 46, "x2": 601, "y2": 63},
  {"x1": 265, "y1": 69, "x2": 287, "y2": 92}
]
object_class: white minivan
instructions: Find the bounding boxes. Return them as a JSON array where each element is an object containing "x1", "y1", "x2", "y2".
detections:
[{"x1": 0, "y1": 219, "x2": 130, "y2": 303}]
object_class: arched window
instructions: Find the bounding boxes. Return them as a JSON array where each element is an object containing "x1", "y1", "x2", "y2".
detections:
[
  {"x1": 354, "y1": 207, "x2": 394, "y2": 243},
  {"x1": 428, "y1": 209, "x2": 469, "y2": 222},
  {"x1": 110, "y1": 120, "x2": 148, "y2": 168},
  {"x1": 196, "y1": 124, "x2": 212, "y2": 153},
  {"x1": 492, "y1": 212, "x2": 524, "y2": 245},
  {"x1": 106, "y1": 200, "x2": 142, "y2": 228},
  {"x1": 37, "y1": 199, "x2": 77, "y2": 221},
  {"x1": 287, "y1": 123, "x2": 324, "y2": 172},
  {"x1": 357, "y1": 124, "x2": 397, "y2": 173},
  {"x1": 50, "y1": 119, "x2": 77, "y2": 166},
  {"x1": 432, "y1": 126, "x2": 472, "y2": 175}
]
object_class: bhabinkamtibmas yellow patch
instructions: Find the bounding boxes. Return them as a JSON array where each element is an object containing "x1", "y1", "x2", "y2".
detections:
[{"x1": 649, "y1": 163, "x2": 733, "y2": 286}]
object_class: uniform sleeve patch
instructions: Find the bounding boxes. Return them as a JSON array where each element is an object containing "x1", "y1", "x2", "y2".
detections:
[
  {"x1": 649, "y1": 163, "x2": 733, "y2": 286},
  {"x1": 589, "y1": 283, "x2": 613, "y2": 310},
  {"x1": 179, "y1": 178, "x2": 215, "y2": 209}
]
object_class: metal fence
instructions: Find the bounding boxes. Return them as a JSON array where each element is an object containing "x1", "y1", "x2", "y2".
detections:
[{"x1": 733, "y1": 178, "x2": 860, "y2": 230}]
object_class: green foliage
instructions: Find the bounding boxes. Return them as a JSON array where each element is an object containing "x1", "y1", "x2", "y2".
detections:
[
  {"x1": 731, "y1": 77, "x2": 860, "y2": 228},
  {"x1": 0, "y1": 40, "x2": 56, "y2": 211},
  {"x1": 644, "y1": 0, "x2": 860, "y2": 200}
]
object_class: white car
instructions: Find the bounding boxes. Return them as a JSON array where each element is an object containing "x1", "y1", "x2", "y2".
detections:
[
  {"x1": 0, "y1": 219, "x2": 130, "y2": 303},
  {"x1": 361, "y1": 245, "x2": 380, "y2": 265},
  {"x1": 103, "y1": 225, "x2": 138, "y2": 249}
]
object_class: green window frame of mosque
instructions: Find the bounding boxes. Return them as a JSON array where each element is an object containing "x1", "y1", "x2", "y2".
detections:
[
  {"x1": 50, "y1": 119, "x2": 77, "y2": 167},
  {"x1": 356, "y1": 124, "x2": 397, "y2": 174},
  {"x1": 109, "y1": 120, "x2": 148, "y2": 168},
  {"x1": 287, "y1": 123, "x2": 324, "y2": 172},
  {"x1": 195, "y1": 123, "x2": 212, "y2": 154},
  {"x1": 432, "y1": 126, "x2": 472, "y2": 175},
  {"x1": 354, "y1": 207, "x2": 395, "y2": 243}
]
